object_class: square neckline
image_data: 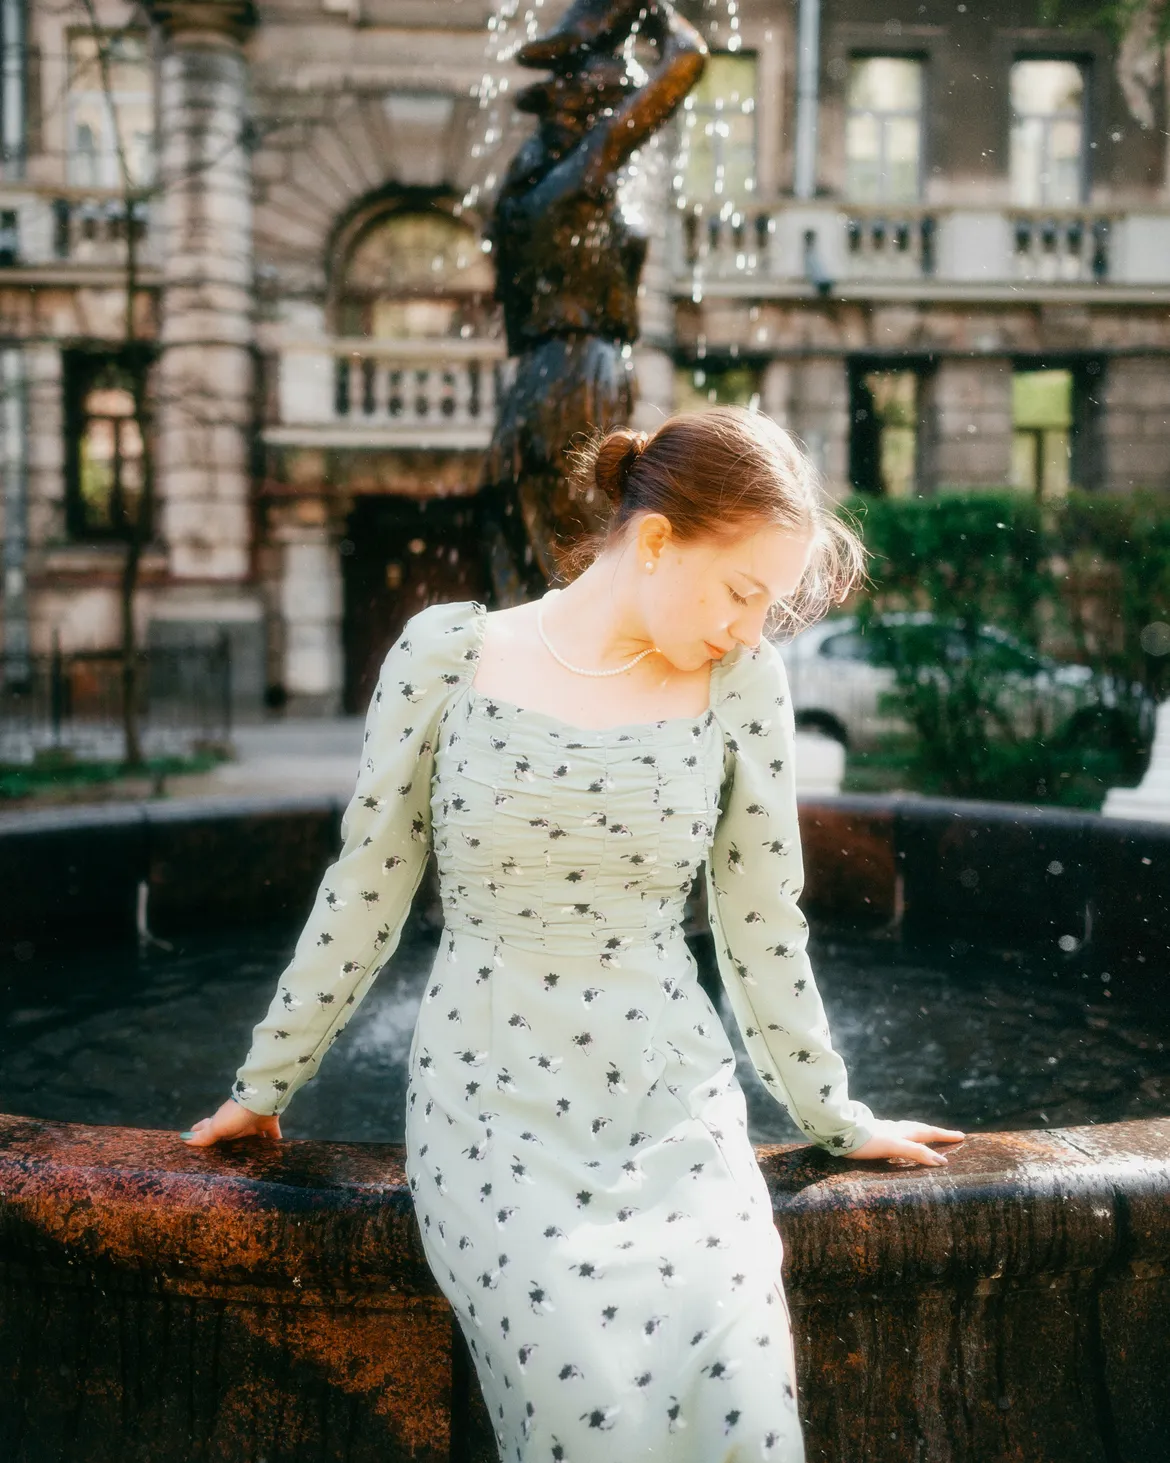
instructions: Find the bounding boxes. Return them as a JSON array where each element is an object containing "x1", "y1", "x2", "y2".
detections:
[{"x1": 463, "y1": 598, "x2": 736, "y2": 739}]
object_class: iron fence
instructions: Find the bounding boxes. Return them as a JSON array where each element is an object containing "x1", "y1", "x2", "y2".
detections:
[{"x1": 0, "y1": 638, "x2": 232, "y2": 765}]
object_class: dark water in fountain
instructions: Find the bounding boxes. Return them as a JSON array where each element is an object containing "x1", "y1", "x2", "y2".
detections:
[{"x1": 0, "y1": 920, "x2": 1165, "y2": 1144}]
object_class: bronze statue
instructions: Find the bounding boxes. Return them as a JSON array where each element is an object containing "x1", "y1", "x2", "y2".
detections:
[{"x1": 477, "y1": 0, "x2": 706, "y2": 604}]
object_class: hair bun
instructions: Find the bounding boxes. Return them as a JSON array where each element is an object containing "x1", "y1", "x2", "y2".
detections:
[{"x1": 594, "y1": 428, "x2": 650, "y2": 509}]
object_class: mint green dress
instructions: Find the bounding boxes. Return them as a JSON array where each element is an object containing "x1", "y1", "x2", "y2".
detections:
[{"x1": 231, "y1": 596, "x2": 878, "y2": 1463}]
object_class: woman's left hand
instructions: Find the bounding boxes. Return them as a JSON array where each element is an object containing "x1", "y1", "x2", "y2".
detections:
[{"x1": 848, "y1": 1119, "x2": 966, "y2": 1166}]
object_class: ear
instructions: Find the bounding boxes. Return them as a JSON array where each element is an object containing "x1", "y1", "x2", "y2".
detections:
[{"x1": 636, "y1": 512, "x2": 672, "y2": 559}]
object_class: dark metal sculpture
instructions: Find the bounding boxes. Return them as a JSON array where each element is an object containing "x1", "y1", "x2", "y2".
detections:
[{"x1": 477, "y1": 0, "x2": 706, "y2": 604}]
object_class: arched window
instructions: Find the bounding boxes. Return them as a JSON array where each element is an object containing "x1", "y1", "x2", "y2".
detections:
[
  {"x1": 63, "y1": 348, "x2": 152, "y2": 540},
  {"x1": 335, "y1": 211, "x2": 494, "y2": 339}
]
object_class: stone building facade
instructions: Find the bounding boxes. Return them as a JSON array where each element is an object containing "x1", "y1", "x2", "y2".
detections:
[{"x1": 0, "y1": 0, "x2": 1167, "y2": 714}]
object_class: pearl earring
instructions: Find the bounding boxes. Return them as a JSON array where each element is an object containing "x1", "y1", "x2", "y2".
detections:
[{"x1": 644, "y1": 561, "x2": 653, "y2": 570}]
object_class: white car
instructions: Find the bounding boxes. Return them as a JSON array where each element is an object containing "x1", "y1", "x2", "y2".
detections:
[{"x1": 773, "y1": 611, "x2": 1106, "y2": 751}]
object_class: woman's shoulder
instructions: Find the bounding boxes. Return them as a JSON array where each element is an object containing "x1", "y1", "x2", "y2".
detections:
[
  {"x1": 711, "y1": 635, "x2": 790, "y2": 711},
  {"x1": 391, "y1": 598, "x2": 487, "y2": 676},
  {"x1": 400, "y1": 596, "x2": 485, "y2": 635},
  {"x1": 709, "y1": 637, "x2": 795, "y2": 774}
]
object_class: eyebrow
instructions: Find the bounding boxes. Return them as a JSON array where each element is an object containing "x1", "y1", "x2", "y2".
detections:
[{"x1": 738, "y1": 573, "x2": 773, "y2": 597}]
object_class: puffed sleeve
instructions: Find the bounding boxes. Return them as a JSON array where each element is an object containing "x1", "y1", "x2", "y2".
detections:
[
  {"x1": 705, "y1": 636, "x2": 879, "y2": 1157},
  {"x1": 230, "y1": 598, "x2": 484, "y2": 1117}
]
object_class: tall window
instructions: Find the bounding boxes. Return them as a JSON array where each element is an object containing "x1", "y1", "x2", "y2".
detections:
[
  {"x1": 64, "y1": 351, "x2": 150, "y2": 540},
  {"x1": 1011, "y1": 368, "x2": 1071, "y2": 498},
  {"x1": 845, "y1": 57, "x2": 924, "y2": 204},
  {"x1": 849, "y1": 365, "x2": 920, "y2": 497},
  {"x1": 675, "y1": 52, "x2": 757, "y2": 203},
  {"x1": 674, "y1": 359, "x2": 762, "y2": 413},
  {"x1": 67, "y1": 30, "x2": 155, "y2": 189},
  {"x1": 1009, "y1": 60, "x2": 1085, "y2": 207}
]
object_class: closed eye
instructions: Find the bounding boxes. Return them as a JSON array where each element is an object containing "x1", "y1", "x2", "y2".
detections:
[{"x1": 727, "y1": 586, "x2": 749, "y2": 606}]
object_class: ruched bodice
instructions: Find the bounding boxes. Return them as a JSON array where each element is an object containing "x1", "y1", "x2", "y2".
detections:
[
  {"x1": 231, "y1": 597, "x2": 878, "y2": 1462},
  {"x1": 434, "y1": 687, "x2": 722, "y2": 954}
]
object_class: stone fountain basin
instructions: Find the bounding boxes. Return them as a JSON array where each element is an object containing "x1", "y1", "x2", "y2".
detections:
[
  {"x1": 0, "y1": 792, "x2": 1167, "y2": 1461},
  {"x1": 0, "y1": 1111, "x2": 1165, "y2": 1462}
]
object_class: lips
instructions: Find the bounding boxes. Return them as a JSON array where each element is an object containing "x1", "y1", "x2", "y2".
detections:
[{"x1": 705, "y1": 642, "x2": 728, "y2": 658}]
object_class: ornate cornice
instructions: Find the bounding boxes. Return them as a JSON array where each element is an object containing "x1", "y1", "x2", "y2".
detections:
[{"x1": 146, "y1": 0, "x2": 257, "y2": 43}]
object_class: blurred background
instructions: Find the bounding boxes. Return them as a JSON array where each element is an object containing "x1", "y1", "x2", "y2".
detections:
[{"x1": 0, "y1": 0, "x2": 1167, "y2": 810}]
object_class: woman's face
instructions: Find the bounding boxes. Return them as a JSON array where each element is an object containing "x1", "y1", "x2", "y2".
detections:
[{"x1": 634, "y1": 516, "x2": 815, "y2": 671}]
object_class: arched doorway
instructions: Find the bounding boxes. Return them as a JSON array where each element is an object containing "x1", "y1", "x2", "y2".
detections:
[{"x1": 334, "y1": 204, "x2": 495, "y2": 711}]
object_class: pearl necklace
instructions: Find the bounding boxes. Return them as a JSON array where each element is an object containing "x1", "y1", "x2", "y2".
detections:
[{"x1": 537, "y1": 588, "x2": 657, "y2": 678}]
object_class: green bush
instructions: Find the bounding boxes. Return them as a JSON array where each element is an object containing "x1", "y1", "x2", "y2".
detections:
[{"x1": 840, "y1": 489, "x2": 1170, "y2": 805}]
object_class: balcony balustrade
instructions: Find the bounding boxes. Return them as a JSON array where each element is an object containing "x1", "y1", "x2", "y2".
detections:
[
  {"x1": 0, "y1": 188, "x2": 159, "y2": 270},
  {"x1": 842, "y1": 207, "x2": 938, "y2": 279},
  {"x1": 677, "y1": 205, "x2": 780, "y2": 280},
  {"x1": 669, "y1": 201, "x2": 1170, "y2": 295},
  {"x1": 265, "y1": 337, "x2": 512, "y2": 449},
  {"x1": 1009, "y1": 210, "x2": 1111, "y2": 283},
  {"x1": 52, "y1": 193, "x2": 154, "y2": 266}
]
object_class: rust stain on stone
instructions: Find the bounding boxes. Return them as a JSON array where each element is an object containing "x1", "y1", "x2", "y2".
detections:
[
  {"x1": 0, "y1": 1111, "x2": 1167, "y2": 1461},
  {"x1": 236, "y1": 1296, "x2": 452, "y2": 1454}
]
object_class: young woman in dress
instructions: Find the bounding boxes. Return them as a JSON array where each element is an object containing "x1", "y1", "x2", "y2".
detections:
[{"x1": 181, "y1": 406, "x2": 965, "y2": 1461}]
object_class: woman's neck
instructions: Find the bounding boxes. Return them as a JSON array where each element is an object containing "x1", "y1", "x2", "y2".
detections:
[{"x1": 545, "y1": 564, "x2": 656, "y2": 668}]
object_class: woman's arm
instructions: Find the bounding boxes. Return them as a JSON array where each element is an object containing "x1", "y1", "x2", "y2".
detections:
[
  {"x1": 180, "y1": 600, "x2": 481, "y2": 1142},
  {"x1": 706, "y1": 639, "x2": 880, "y2": 1157},
  {"x1": 706, "y1": 638, "x2": 963, "y2": 1165}
]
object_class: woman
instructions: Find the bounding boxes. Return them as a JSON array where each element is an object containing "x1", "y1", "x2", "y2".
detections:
[{"x1": 181, "y1": 407, "x2": 965, "y2": 1462}]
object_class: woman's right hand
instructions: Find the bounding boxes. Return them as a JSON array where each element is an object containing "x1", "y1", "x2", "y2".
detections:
[{"x1": 180, "y1": 1097, "x2": 282, "y2": 1147}]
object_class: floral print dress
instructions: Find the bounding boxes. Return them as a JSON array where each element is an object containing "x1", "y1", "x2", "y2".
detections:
[{"x1": 231, "y1": 596, "x2": 878, "y2": 1463}]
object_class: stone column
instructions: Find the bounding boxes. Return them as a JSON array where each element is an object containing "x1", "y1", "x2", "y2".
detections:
[
  {"x1": 0, "y1": 346, "x2": 28, "y2": 676},
  {"x1": 1100, "y1": 356, "x2": 1170, "y2": 494},
  {"x1": 762, "y1": 359, "x2": 795, "y2": 424},
  {"x1": 274, "y1": 503, "x2": 343, "y2": 716},
  {"x1": 148, "y1": 0, "x2": 256, "y2": 582},
  {"x1": 787, "y1": 356, "x2": 850, "y2": 499},
  {"x1": 921, "y1": 357, "x2": 1013, "y2": 491},
  {"x1": 24, "y1": 345, "x2": 65, "y2": 555}
]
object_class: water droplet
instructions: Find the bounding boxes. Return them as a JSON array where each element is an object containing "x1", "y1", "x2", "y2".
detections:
[{"x1": 1139, "y1": 621, "x2": 1170, "y2": 655}]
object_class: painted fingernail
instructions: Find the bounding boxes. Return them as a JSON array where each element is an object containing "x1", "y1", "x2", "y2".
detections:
[{"x1": 179, "y1": 1131, "x2": 195, "y2": 1140}]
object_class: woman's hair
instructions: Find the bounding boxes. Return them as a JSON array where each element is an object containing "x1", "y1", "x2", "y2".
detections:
[{"x1": 557, "y1": 406, "x2": 868, "y2": 639}]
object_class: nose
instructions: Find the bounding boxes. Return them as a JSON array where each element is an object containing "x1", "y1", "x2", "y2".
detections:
[{"x1": 730, "y1": 611, "x2": 766, "y2": 651}]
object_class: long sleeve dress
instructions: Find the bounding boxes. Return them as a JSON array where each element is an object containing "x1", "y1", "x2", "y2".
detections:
[{"x1": 231, "y1": 596, "x2": 878, "y2": 1463}]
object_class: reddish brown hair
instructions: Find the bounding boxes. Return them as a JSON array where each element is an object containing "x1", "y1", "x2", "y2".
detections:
[{"x1": 558, "y1": 406, "x2": 868, "y2": 637}]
